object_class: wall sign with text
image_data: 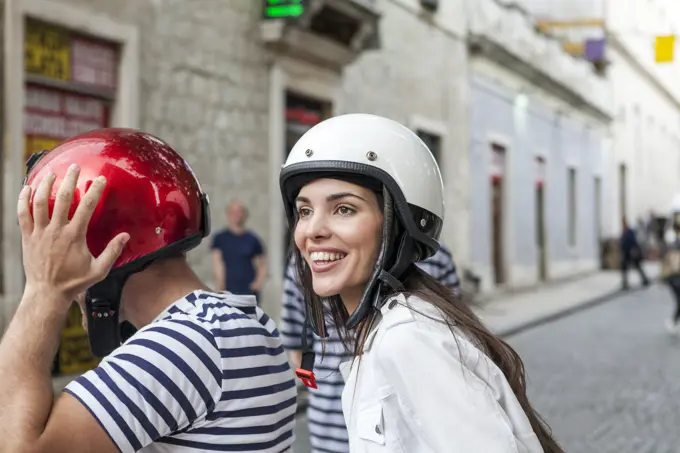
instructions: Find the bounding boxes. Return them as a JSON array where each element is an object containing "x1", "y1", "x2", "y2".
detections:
[{"x1": 24, "y1": 19, "x2": 119, "y2": 91}]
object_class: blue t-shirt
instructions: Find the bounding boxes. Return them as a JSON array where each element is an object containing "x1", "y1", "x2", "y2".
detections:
[{"x1": 211, "y1": 229, "x2": 264, "y2": 295}]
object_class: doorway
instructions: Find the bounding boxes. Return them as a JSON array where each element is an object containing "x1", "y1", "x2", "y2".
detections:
[
  {"x1": 535, "y1": 156, "x2": 547, "y2": 281},
  {"x1": 594, "y1": 176, "x2": 602, "y2": 243},
  {"x1": 619, "y1": 163, "x2": 627, "y2": 222},
  {"x1": 490, "y1": 143, "x2": 506, "y2": 286},
  {"x1": 535, "y1": 183, "x2": 547, "y2": 281},
  {"x1": 283, "y1": 92, "x2": 332, "y2": 269}
]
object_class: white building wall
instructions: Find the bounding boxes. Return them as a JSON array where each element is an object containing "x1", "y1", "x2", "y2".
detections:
[
  {"x1": 512, "y1": 0, "x2": 680, "y2": 233},
  {"x1": 465, "y1": 0, "x2": 612, "y2": 290}
]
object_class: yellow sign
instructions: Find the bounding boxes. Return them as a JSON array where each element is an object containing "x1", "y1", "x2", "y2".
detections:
[
  {"x1": 655, "y1": 35, "x2": 675, "y2": 63},
  {"x1": 25, "y1": 136, "x2": 60, "y2": 158},
  {"x1": 58, "y1": 303, "x2": 100, "y2": 375},
  {"x1": 24, "y1": 136, "x2": 60, "y2": 170},
  {"x1": 24, "y1": 20, "x2": 71, "y2": 81}
]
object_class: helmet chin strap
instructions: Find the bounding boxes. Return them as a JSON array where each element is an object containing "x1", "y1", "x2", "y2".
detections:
[
  {"x1": 345, "y1": 187, "x2": 419, "y2": 330},
  {"x1": 85, "y1": 274, "x2": 129, "y2": 358}
]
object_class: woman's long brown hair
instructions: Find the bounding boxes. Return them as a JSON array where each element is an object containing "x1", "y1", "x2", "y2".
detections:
[{"x1": 291, "y1": 239, "x2": 564, "y2": 453}]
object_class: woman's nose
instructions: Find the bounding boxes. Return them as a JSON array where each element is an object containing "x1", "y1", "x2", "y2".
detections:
[{"x1": 305, "y1": 212, "x2": 332, "y2": 239}]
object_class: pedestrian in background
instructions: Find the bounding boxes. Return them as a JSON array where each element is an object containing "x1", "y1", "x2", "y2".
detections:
[
  {"x1": 211, "y1": 200, "x2": 267, "y2": 302},
  {"x1": 661, "y1": 200, "x2": 680, "y2": 334},
  {"x1": 620, "y1": 217, "x2": 650, "y2": 290},
  {"x1": 280, "y1": 243, "x2": 461, "y2": 453}
]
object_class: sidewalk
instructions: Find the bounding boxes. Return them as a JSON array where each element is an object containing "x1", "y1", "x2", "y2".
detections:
[{"x1": 474, "y1": 262, "x2": 660, "y2": 337}]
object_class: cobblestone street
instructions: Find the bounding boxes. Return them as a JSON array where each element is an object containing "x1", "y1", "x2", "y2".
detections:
[
  {"x1": 509, "y1": 283, "x2": 680, "y2": 453},
  {"x1": 293, "y1": 282, "x2": 680, "y2": 452}
]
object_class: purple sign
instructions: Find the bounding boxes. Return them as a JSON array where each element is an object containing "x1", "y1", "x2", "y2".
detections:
[{"x1": 585, "y1": 38, "x2": 606, "y2": 62}]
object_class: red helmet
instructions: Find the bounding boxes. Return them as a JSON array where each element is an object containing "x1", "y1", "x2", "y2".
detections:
[
  {"x1": 24, "y1": 128, "x2": 211, "y2": 357},
  {"x1": 25, "y1": 128, "x2": 210, "y2": 268}
]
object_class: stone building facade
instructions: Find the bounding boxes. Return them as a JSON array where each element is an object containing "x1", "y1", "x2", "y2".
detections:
[
  {"x1": 2, "y1": 0, "x2": 471, "y2": 376},
  {"x1": 2, "y1": 0, "x2": 619, "y2": 379}
]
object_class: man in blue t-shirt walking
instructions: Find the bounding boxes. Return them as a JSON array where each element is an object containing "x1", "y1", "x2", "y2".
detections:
[{"x1": 211, "y1": 200, "x2": 267, "y2": 301}]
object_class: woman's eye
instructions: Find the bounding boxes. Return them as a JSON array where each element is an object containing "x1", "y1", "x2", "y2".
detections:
[
  {"x1": 336, "y1": 205, "x2": 355, "y2": 216},
  {"x1": 297, "y1": 207, "x2": 312, "y2": 218}
]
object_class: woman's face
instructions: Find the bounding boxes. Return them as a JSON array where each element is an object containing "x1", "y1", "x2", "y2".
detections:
[{"x1": 294, "y1": 178, "x2": 383, "y2": 310}]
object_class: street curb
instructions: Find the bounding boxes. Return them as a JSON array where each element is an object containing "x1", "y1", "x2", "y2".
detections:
[{"x1": 496, "y1": 283, "x2": 655, "y2": 339}]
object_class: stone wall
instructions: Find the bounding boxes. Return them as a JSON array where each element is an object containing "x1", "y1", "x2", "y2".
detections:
[{"x1": 29, "y1": 0, "x2": 273, "y2": 283}]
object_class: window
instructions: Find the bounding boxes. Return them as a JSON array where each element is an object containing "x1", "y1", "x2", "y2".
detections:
[
  {"x1": 416, "y1": 130, "x2": 442, "y2": 168},
  {"x1": 619, "y1": 163, "x2": 627, "y2": 221},
  {"x1": 594, "y1": 176, "x2": 602, "y2": 241},
  {"x1": 568, "y1": 168, "x2": 577, "y2": 247}
]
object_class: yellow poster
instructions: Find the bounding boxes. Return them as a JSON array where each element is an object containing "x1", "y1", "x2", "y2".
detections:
[
  {"x1": 58, "y1": 303, "x2": 100, "y2": 375},
  {"x1": 24, "y1": 20, "x2": 71, "y2": 81},
  {"x1": 24, "y1": 136, "x2": 60, "y2": 170}
]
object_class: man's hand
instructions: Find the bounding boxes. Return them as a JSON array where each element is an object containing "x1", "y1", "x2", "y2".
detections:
[
  {"x1": 250, "y1": 280, "x2": 262, "y2": 293},
  {"x1": 18, "y1": 164, "x2": 130, "y2": 305}
]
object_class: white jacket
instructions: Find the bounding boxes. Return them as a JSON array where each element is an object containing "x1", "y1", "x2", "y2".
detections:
[{"x1": 339, "y1": 294, "x2": 544, "y2": 453}]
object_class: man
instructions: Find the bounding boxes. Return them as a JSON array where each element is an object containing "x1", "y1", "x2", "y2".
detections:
[
  {"x1": 0, "y1": 129, "x2": 296, "y2": 453},
  {"x1": 211, "y1": 201, "x2": 267, "y2": 301},
  {"x1": 280, "y1": 243, "x2": 461, "y2": 453},
  {"x1": 620, "y1": 216, "x2": 650, "y2": 290}
]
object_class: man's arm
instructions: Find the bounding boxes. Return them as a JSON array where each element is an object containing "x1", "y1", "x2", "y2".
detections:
[
  {"x1": 0, "y1": 290, "x2": 117, "y2": 453},
  {"x1": 250, "y1": 236, "x2": 267, "y2": 292},
  {"x1": 212, "y1": 249, "x2": 226, "y2": 291},
  {"x1": 252, "y1": 255, "x2": 267, "y2": 292},
  {"x1": 0, "y1": 169, "x2": 130, "y2": 453}
]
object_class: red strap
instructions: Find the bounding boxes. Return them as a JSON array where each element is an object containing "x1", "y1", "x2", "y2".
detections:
[{"x1": 295, "y1": 367, "x2": 318, "y2": 389}]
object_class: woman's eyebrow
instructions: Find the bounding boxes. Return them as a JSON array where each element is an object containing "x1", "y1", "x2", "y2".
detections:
[
  {"x1": 327, "y1": 192, "x2": 366, "y2": 202},
  {"x1": 295, "y1": 192, "x2": 366, "y2": 204}
]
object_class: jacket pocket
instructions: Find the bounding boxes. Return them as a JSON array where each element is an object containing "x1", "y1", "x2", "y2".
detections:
[{"x1": 357, "y1": 402, "x2": 386, "y2": 447}]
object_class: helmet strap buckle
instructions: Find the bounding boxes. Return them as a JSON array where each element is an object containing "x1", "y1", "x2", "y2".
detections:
[{"x1": 295, "y1": 351, "x2": 318, "y2": 389}]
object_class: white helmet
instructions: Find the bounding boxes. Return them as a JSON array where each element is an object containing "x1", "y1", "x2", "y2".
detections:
[{"x1": 280, "y1": 113, "x2": 444, "y2": 329}]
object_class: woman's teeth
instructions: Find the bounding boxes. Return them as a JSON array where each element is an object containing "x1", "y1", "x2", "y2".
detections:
[{"x1": 310, "y1": 251, "x2": 346, "y2": 262}]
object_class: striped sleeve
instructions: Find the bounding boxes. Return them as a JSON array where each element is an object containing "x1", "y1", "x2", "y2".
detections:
[
  {"x1": 64, "y1": 317, "x2": 223, "y2": 453},
  {"x1": 418, "y1": 246, "x2": 461, "y2": 294},
  {"x1": 279, "y1": 261, "x2": 313, "y2": 350}
]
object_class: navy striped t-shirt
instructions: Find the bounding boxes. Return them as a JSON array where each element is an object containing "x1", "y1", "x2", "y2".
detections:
[{"x1": 65, "y1": 290, "x2": 298, "y2": 453}]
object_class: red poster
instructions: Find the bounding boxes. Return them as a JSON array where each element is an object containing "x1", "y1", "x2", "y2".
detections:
[
  {"x1": 70, "y1": 36, "x2": 118, "y2": 90},
  {"x1": 24, "y1": 84, "x2": 110, "y2": 162},
  {"x1": 24, "y1": 84, "x2": 110, "y2": 140}
]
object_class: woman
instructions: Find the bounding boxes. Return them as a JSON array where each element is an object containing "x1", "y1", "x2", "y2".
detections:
[{"x1": 280, "y1": 113, "x2": 563, "y2": 452}]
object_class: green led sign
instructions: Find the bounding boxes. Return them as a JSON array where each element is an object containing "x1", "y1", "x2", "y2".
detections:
[{"x1": 264, "y1": 0, "x2": 305, "y2": 18}]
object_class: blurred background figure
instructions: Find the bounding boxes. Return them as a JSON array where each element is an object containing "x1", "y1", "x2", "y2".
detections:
[
  {"x1": 620, "y1": 217, "x2": 650, "y2": 290},
  {"x1": 211, "y1": 200, "x2": 267, "y2": 302},
  {"x1": 661, "y1": 198, "x2": 680, "y2": 334},
  {"x1": 279, "y1": 243, "x2": 461, "y2": 453}
]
